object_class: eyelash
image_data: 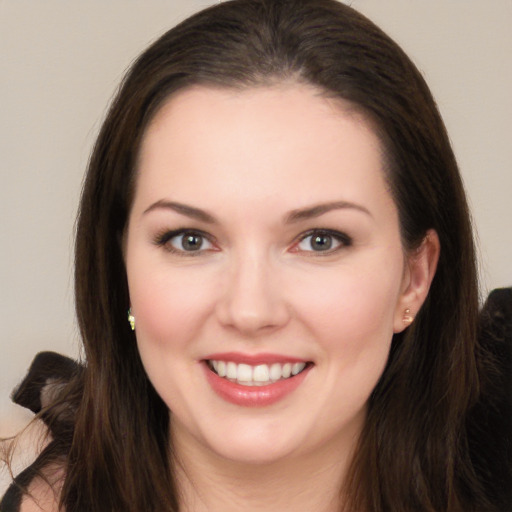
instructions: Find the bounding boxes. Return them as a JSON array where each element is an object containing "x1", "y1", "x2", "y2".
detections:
[
  {"x1": 291, "y1": 229, "x2": 352, "y2": 255},
  {"x1": 153, "y1": 229, "x2": 217, "y2": 256},
  {"x1": 153, "y1": 228, "x2": 352, "y2": 256}
]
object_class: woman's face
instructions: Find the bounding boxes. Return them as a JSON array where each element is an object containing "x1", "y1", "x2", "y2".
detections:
[{"x1": 125, "y1": 84, "x2": 414, "y2": 465}]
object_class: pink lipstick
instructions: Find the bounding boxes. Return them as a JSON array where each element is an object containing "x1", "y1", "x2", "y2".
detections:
[{"x1": 202, "y1": 353, "x2": 312, "y2": 407}]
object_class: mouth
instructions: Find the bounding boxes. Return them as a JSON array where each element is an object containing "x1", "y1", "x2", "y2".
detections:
[
  {"x1": 206, "y1": 360, "x2": 311, "y2": 387},
  {"x1": 202, "y1": 354, "x2": 313, "y2": 407}
]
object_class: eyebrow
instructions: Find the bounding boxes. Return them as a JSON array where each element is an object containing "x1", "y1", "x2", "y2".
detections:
[
  {"x1": 143, "y1": 199, "x2": 372, "y2": 224},
  {"x1": 143, "y1": 200, "x2": 216, "y2": 223},
  {"x1": 285, "y1": 201, "x2": 372, "y2": 223}
]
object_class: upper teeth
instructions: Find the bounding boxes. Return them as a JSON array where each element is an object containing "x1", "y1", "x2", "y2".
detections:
[{"x1": 209, "y1": 361, "x2": 307, "y2": 386}]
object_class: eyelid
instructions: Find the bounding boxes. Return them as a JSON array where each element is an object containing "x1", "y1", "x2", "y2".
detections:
[
  {"x1": 152, "y1": 227, "x2": 351, "y2": 256},
  {"x1": 153, "y1": 228, "x2": 218, "y2": 255},
  {"x1": 290, "y1": 229, "x2": 352, "y2": 254}
]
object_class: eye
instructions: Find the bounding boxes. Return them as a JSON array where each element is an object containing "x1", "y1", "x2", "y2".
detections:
[
  {"x1": 293, "y1": 230, "x2": 351, "y2": 253},
  {"x1": 155, "y1": 229, "x2": 215, "y2": 254}
]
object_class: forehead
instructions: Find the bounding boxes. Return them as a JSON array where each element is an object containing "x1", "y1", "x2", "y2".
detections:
[
  {"x1": 144, "y1": 84, "x2": 374, "y2": 152},
  {"x1": 134, "y1": 84, "x2": 392, "y2": 219}
]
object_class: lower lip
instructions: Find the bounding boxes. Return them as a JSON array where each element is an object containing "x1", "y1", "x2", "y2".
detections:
[{"x1": 203, "y1": 362, "x2": 311, "y2": 407}]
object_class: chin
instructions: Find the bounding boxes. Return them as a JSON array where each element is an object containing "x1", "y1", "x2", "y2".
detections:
[
  {"x1": 209, "y1": 436, "x2": 301, "y2": 466},
  {"x1": 178, "y1": 414, "x2": 308, "y2": 466}
]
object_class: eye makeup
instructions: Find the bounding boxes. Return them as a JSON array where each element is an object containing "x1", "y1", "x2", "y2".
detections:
[
  {"x1": 153, "y1": 228, "x2": 218, "y2": 256},
  {"x1": 292, "y1": 229, "x2": 352, "y2": 254},
  {"x1": 152, "y1": 226, "x2": 353, "y2": 259}
]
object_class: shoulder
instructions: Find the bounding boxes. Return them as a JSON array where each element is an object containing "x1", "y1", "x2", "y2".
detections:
[
  {"x1": 3, "y1": 352, "x2": 81, "y2": 512},
  {"x1": 19, "y1": 464, "x2": 65, "y2": 512},
  {"x1": 1, "y1": 465, "x2": 65, "y2": 512}
]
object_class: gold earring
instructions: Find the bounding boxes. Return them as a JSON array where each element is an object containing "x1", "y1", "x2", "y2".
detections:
[
  {"x1": 403, "y1": 308, "x2": 414, "y2": 325},
  {"x1": 127, "y1": 309, "x2": 136, "y2": 331}
]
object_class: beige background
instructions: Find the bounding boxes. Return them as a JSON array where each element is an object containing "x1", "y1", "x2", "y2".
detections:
[{"x1": 1, "y1": 0, "x2": 511, "y2": 487}]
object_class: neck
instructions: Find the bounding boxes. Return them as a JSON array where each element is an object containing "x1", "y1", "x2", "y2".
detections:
[{"x1": 171, "y1": 421, "x2": 361, "y2": 512}]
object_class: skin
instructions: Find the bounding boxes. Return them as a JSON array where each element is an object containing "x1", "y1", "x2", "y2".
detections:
[
  {"x1": 124, "y1": 84, "x2": 439, "y2": 512},
  {"x1": 21, "y1": 463, "x2": 64, "y2": 512}
]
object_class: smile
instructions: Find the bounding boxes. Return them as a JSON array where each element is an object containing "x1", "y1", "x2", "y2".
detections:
[{"x1": 208, "y1": 360, "x2": 307, "y2": 386}]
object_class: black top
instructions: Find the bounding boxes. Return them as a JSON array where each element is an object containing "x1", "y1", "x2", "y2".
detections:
[
  {"x1": 1, "y1": 352, "x2": 78, "y2": 512},
  {"x1": 2, "y1": 289, "x2": 511, "y2": 511}
]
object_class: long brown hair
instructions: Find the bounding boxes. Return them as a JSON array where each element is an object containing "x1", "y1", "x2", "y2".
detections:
[{"x1": 53, "y1": 0, "x2": 486, "y2": 510}]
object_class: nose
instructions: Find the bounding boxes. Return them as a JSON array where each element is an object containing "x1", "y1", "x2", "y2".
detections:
[{"x1": 215, "y1": 250, "x2": 290, "y2": 336}]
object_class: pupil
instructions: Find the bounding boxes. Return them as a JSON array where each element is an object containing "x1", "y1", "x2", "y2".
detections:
[
  {"x1": 311, "y1": 234, "x2": 332, "y2": 251},
  {"x1": 182, "y1": 234, "x2": 202, "y2": 250}
]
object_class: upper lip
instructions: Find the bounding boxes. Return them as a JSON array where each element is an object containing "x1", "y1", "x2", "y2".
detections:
[{"x1": 203, "y1": 352, "x2": 310, "y2": 365}]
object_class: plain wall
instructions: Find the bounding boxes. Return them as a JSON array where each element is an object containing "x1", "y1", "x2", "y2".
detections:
[{"x1": 1, "y1": 0, "x2": 511, "y2": 452}]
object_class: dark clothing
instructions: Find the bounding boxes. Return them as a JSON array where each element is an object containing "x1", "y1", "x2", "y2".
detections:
[
  {"x1": 467, "y1": 288, "x2": 512, "y2": 510},
  {"x1": 1, "y1": 352, "x2": 79, "y2": 512}
]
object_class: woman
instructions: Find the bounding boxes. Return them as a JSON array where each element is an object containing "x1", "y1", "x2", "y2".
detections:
[{"x1": 1, "y1": 0, "x2": 509, "y2": 510}]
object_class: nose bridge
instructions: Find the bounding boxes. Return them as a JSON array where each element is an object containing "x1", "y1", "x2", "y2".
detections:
[{"x1": 216, "y1": 243, "x2": 289, "y2": 334}]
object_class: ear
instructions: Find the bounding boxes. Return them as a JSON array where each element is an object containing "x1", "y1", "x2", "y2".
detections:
[{"x1": 393, "y1": 229, "x2": 440, "y2": 333}]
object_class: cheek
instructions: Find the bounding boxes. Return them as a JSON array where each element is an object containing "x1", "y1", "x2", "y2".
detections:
[
  {"x1": 292, "y1": 254, "x2": 403, "y2": 352},
  {"x1": 128, "y1": 263, "x2": 216, "y2": 351},
  {"x1": 128, "y1": 265, "x2": 217, "y2": 411}
]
